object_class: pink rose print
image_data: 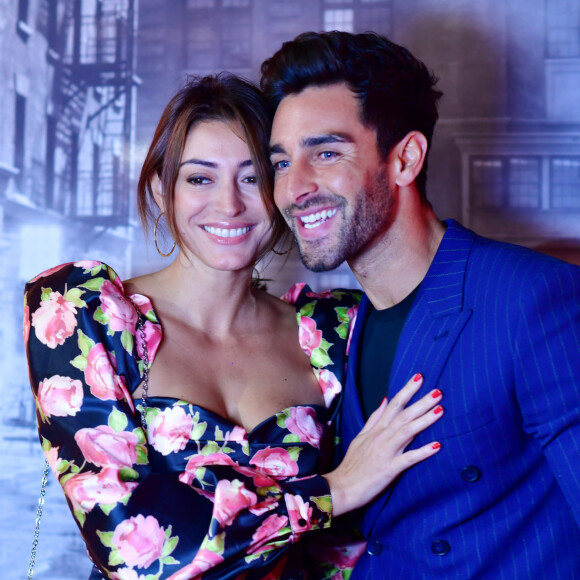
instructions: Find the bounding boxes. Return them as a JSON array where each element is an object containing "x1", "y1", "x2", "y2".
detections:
[
  {"x1": 44, "y1": 445, "x2": 63, "y2": 477},
  {"x1": 346, "y1": 304, "x2": 359, "y2": 355},
  {"x1": 148, "y1": 406, "x2": 194, "y2": 456},
  {"x1": 223, "y1": 425, "x2": 248, "y2": 444},
  {"x1": 249, "y1": 447, "x2": 299, "y2": 480},
  {"x1": 100, "y1": 279, "x2": 138, "y2": 333},
  {"x1": 135, "y1": 319, "x2": 162, "y2": 362},
  {"x1": 248, "y1": 513, "x2": 289, "y2": 554},
  {"x1": 248, "y1": 499, "x2": 280, "y2": 516},
  {"x1": 286, "y1": 407, "x2": 324, "y2": 448},
  {"x1": 37, "y1": 375, "x2": 83, "y2": 417},
  {"x1": 28, "y1": 263, "x2": 72, "y2": 283},
  {"x1": 75, "y1": 425, "x2": 137, "y2": 468},
  {"x1": 31, "y1": 291, "x2": 77, "y2": 348},
  {"x1": 306, "y1": 290, "x2": 334, "y2": 299},
  {"x1": 298, "y1": 316, "x2": 323, "y2": 357},
  {"x1": 312, "y1": 540, "x2": 366, "y2": 571},
  {"x1": 130, "y1": 293, "x2": 154, "y2": 315},
  {"x1": 315, "y1": 368, "x2": 342, "y2": 407},
  {"x1": 179, "y1": 452, "x2": 237, "y2": 486},
  {"x1": 285, "y1": 493, "x2": 313, "y2": 534},
  {"x1": 280, "y1": 283, "x2": 306, "y2": 304},
  {"x1": 23, "y1": 303, "x2": 30, "y2": 345},
  {"x1": 112, "y1": 514, "x2": 166, "y2": 569},
  {"x1": 213, "y1": 479, "x2": 258, "y2": 527},
  {"x1": 111, "y1": 568, "x2": 148, "y2": 580},
  {"x1": 74, "y1": 260, "x2": 102, "y2": 270},
  {"x1": 85, "y1": 343, "x2": 126, "y2": 400},
  {"x1": 64, "y1": 468, "x2": 137, "y2": 513},
  {"x1": 167, "y1": 549, "x2": 224, "y2": 580}
]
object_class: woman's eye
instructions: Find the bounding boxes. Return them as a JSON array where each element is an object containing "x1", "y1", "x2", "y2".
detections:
[
  {"x1": 242, "y1": 175, "x2": 257, "y2": 184},
  {"x1": 188, "y1": 176, "x2": 210, "y2": 185}
]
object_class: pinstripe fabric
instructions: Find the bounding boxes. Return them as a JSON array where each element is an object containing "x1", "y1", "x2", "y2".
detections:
[{"x1": 342, "y1": 220, "x2": 580, "y2": 579}]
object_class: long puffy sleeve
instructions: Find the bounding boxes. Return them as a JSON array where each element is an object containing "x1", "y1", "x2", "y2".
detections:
[{"x1": 24, "y1": 263, "x2": 360, "y2": 579}]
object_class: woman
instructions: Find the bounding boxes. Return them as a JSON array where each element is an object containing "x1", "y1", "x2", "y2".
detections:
[{"x1": 24, "y1": 75, "x2": 443, "y2": 579}]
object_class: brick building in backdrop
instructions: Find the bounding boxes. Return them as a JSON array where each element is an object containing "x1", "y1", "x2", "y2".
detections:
[
  {"x1": 0, "y1": 3, "x2": 578, "y2": 577},
  {"x1": 0, "y1": 0, "x2": 139, "y2": 428},
  {"x1": 1, "y1": 0, "x2": 580, "y2": 433}
]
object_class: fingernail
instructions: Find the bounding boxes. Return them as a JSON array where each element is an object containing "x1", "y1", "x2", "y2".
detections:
[
  {"x1": 431, "y1": 442, "x2": 441, "y2": 450},
  {"x1": 413, "y1": 373, "x2": 422, "y2": 382},
  {"x1": 433, "y1": 405, "x2": 444, "y2": 415},
  {"x1": 431, "y1": 389, "x2": 442, "y2": 399},
  {"x1": 381, "y1": 396, "x2": 388, "y2": 405}
]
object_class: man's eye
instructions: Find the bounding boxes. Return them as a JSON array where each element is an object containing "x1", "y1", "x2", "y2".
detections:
[
  {"x1": 320, "y1": 151, "x2": 337, "y2": 160},
  {"x1": 273, "y1": 160, "x2": 290, "y2": 171}
]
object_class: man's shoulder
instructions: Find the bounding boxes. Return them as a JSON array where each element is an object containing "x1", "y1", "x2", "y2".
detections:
[{"x1": 445, "y1": 220, "x2": 580, "y2": 278}]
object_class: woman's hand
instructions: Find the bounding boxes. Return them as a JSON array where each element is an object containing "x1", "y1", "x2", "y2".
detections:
[{"x1": 324, "y1": 373, "x2": 443, "y2": 516}]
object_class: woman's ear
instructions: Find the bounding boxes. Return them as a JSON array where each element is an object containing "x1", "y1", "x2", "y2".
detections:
[
  {"x1": 151, "y1": 173, "x2": 165, "y2": 212},
  {"x1": 393, "y1": 131, "x2": 428, "y2": 187}
]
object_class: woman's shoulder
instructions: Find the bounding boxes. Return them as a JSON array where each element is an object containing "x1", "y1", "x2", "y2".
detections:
[
  {"x1": 282, "y1": 282, "x2": 362, "y2": 308},
  {"x1": 24, "y1": 260, "x2": 156, "y2": 353},
  {"x1": 282, "y1": 283, "x2": 362, "y2": 354},
  {"x1": 26, "y1": 260, "x2": 122, "y2": 293}
]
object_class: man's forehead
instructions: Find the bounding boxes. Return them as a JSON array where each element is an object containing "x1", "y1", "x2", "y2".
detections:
[{"x1": 271, "y1": 84, "x2": 364, "y2": 145}]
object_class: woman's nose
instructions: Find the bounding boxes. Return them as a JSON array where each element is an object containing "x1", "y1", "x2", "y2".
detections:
[{"x1": 214, "y1": 182, "x2": 246, "y2": 216}]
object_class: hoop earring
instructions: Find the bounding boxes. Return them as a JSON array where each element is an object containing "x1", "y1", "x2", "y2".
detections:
[
  {"x1": 272, "y1": 239, "x2": 295, "y2": 256},
  {"x1": 154, "y1": 212, "x2": 176, "y2": 257}
]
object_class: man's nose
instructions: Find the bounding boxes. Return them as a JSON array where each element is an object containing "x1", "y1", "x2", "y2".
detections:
[{"x1": 286, "y1": 159, "x2": 318, "y2": 204}]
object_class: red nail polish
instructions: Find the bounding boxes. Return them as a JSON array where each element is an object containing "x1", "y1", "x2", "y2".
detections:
[
  {"x1": 431, "y1": 389, "x2": 442, "y2": 399},
  {"x1": 431, "y1": 442, "x2": 441, "y2": 450},
  {"x1": 433, "y1": 405, "x2": 444, "y2": 414},
  {"x1": 413, "y1": 373, "x2": 422, "y2": 382}
]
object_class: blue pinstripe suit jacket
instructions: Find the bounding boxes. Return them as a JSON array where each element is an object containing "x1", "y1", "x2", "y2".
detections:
[{"x1": 341, "y1": 220, "x2": 580, "y2": 579}]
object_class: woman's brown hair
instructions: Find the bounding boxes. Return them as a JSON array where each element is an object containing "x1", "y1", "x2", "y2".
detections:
[{"x1": 137, "y1": 74, "x2": 289, "y2": 261}]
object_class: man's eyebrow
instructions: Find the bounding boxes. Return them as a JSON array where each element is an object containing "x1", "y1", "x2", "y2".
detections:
[
  {"x1": 179, "y1": 159, "x2": 253, "y2": 168},
  {"x1": 270, "y1": 133, "x2": 354, "y2": 156},
  {"x1": 269, "y1": 144, "x2": 286, "y2": 156},
  {"x1": 302, "y1": 133, "x2": 354, "y2": 147}
]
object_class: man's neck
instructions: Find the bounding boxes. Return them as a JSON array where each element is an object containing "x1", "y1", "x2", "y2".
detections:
[{"x1": 348, "y1": 207, "x2": 445, "y2": 309}]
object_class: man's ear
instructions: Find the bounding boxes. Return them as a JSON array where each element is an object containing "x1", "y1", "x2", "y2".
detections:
[
  {"x1": 393, "y1": 131, "x2": 428, "y2": 187},
  {"x1": 151, "y1": 173, "x2": 165, "y2": 212}
]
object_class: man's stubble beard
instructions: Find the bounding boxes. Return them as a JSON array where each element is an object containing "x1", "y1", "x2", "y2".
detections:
[{"x1": 290, "y1": 167, "x2": 394, "y2": 272}]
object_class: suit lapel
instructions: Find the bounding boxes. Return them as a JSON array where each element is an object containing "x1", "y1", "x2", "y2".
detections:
[
  {"x1": 360, "y1": 221, "x2": 477, "y2": 534},
  {"x1": 390, "y1": 220, "x2": 475, "y2": 397}
]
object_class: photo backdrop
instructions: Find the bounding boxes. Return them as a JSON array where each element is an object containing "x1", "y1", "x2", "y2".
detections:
[{"x1": 1, "y1": 1, "x2": 579, "y2": 577}]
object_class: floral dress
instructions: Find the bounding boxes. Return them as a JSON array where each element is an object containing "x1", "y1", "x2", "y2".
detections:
[{"x1": 24, "y1": 261, "x2": 363, "y2": 579}]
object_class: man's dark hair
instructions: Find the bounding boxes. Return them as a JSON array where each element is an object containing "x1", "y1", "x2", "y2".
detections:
[{"x1": 260, "y1": 31, "x2": 443, "y2": 197}]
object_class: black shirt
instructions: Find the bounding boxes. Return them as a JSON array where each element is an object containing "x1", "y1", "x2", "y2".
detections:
[{"x1": 357, "y1": 286, "x2": 420, "y2": 419}]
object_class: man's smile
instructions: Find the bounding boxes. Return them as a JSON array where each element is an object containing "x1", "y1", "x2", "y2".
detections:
[{"x1": 298, "y1": 208, "x2": 338, "y2": 229}]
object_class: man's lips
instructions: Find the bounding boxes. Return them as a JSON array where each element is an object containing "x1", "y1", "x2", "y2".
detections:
[{"x1": 296, "y1": 208, "x2": 338, "y2": 230}]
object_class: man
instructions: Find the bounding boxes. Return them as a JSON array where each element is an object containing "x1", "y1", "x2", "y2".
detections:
[{"x1": 261, "y1": 31, "x2": 580, "y2": 578}]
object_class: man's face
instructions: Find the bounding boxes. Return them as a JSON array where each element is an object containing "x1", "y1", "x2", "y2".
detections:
[{"x1": 270, "y1": 83, "x2": 395, "y2": 272}]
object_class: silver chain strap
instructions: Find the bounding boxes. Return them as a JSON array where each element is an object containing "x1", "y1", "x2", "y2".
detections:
[
  {"x1": 28, "y1": 459, "x2": 50, "y2": 579},
  {"x1": 137, "y1": 316, "x2": 150, "y2": 430}
]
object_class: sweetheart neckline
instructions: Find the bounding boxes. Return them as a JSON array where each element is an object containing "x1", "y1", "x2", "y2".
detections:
[{"x1": 138, "y1": 395, "x2": 327, "y2": 437}]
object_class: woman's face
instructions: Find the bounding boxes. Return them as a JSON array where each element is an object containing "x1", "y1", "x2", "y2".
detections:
[{"x1": 167, "y1": 119, "x2": 273, "y2": 273}]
